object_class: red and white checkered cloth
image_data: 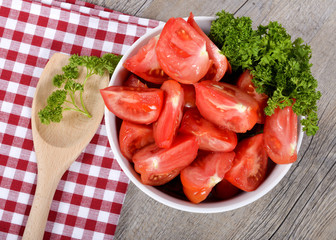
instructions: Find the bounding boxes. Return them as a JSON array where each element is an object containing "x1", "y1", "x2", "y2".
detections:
[{"x1": 0, "y1": 0, "x2": 160, "y2": 238}]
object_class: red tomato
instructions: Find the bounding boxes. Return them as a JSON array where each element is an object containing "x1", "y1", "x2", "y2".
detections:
[
  {"x1": 194, "y1": 80, "x2": 259, "y2": 133},
  {"x1": 264, "y1": 105, "x2": 298, "y2": 164},
  {"x1": 237, "y1": 70, "x2": 268, "y2": 124},
  {"x1": 180, "y1": 151, "x2": 235, "y2": 203},
  {"x1": 123, "y1": 74, "x2": 147, "y2": 88},
  {"x1": 153, "y1": 80, "x2": 184, "y2": 148},
  {"x1": 181, "y1": 84, "x2": 196, "y2": 108},
  {"x1": 133, "y1": 134, "x2": 199, "y2": 186},
  {"x1": 119, "y1": 121, "x2": 154, "y2": 161},
  {"x1": 187, "y1": 12, "x2": 229, "y2": 82},
  {"x1": 123, "y1": 36, "x2": 169, "y2": 84},
  {"x1": 225, "y1": 134, "x2": 268, "y2": 192},
  {"x1": 100, "y1": 86, "x2": 164, "y2": 124},
  {"x1": 156, "y1": 17, "x2": 211, "y2": 84},
  {"x1": 213, "y1": 179, "x2": 241, "y2": 200},
  {"x1": 179, "y1": 108, "x2": 237, "y2": 152}
]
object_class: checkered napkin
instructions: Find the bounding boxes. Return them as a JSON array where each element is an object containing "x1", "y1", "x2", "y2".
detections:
[{"x1": 0, "y1": 0, "x2": 160, "y2": 239}]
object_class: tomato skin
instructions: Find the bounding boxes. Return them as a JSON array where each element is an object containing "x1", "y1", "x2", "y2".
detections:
[
  {"x1": 123, "y1": 36, "x2": 169, "y2": 84},
  {"x1": 194, "y1": 80, "x2": 259, "y2": 133},
  {"x1": 187, "y1": 12, "x2": 229, "y2": 82},
  {"x1": 225, "y1": 134, "x2": 268, "y2": 192},
  {"x1": 100, "y1": 86, "x2": 164, "y2": 124},
  {"x1": 180, "y1": 151, "x2": 235, "y2": 203},
  {"x1": 237, "y1": 70, "x2": 268, "y2": 124},
  {"x1": 153, "y1": 80, "x2": 184, "y2": 148},
  {"x1": 179, "y1": 108, "x2": 237, "y2": 152},
  {"x1": 119, "y1": 121, "x2": 154, "y2": 161},
  {"x1": 264, "y1": 105, "x2": 298, "y2": 164},
  {"x1": 156, "y1": 17, "x2": 211, "y2": 84},
  {"x1": 123, "y1": 74, "x2": 147, "y2": 88},
  {"x1": 133, "y1": 134, "x2": 199, "y2": 186},
  {"x1": 213, "y1": 179, "x2": 241, "y2": 200}
]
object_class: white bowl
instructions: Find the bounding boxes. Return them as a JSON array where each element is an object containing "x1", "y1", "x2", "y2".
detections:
[{"x1": 104, "y1": 17, "x2": 304, "y2": 213}]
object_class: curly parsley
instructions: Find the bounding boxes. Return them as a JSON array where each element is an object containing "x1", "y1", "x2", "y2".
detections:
[
  {"x1": 38, "y1": 53, "x2": 122, "y2": 125},
  {"x1": 209, "y1": 11, "x2": 321, "y2": 135}
]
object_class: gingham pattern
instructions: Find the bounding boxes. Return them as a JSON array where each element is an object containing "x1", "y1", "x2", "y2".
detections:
[{"x1": 0, "y1": 0, "x2": 160, "y2": 239}]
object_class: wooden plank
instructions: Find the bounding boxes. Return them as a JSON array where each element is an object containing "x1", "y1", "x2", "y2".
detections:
[
  {"x1": 82, "y1": 0, "x2": 151, "y2": 16},
  {"x1": 80, "y1": 0, "x2": 336, "y2": 239},
  {"x1": 134, "y1": 0, "x2": 248, "y2": 21}
]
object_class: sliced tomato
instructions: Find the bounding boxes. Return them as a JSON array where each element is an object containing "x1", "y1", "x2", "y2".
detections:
[
  {"x1": 213, "y1": 179, "x2": 241, "y2": 200},
  {"x1": 153, "y1": 80, "x2": 184, "y2": 148},
  {"x1": 181, "y1": 84, "x2": 196, "y2": 108},
  {"x1": 133, "y1": 134, "x2": 199, "y2": 186},
  {"x1": 264, "y1": 105, "x2": 298, "y2": 164},
  {"x1": 187, "y1": 12, "x2": 229, "y2": 82},
  {"x1": 225, "y1": 134, "x2": 268, "y2": 192},
  {"x1": 226, "y1": 61, "x2": 232, "y2": 74},
  {"x1": 123, "y1": 74, "x2": 147, "y2": 88},
  {"x1": 236, "y1": 70, "x2": 268, "y2": 124},
  {"x1": 119, "y1": 121, "x2": 154, "y2": 161},
  {"x1": 179, "y1": 108, "x2": 237, "y2": 152},
  {"x1": 194, "y1": 80, "x2": 259, "y2": 133},
  {"x1": 100, "y1": 86, "x2": 163, "y2": 124},
  {"x1": 180, "y1": 151, "x2": 235, "y2": 203},
  {"x1": 123, "y1": 35, "x2": 169, "y2": 84},
  {"x1": 156, "y1": 17, "x2": 211, "y2": 84}
]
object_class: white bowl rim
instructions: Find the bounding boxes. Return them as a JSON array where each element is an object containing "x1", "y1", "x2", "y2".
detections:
[{"x1": 104, "y1": 16, "x2": 304, "y2": 213}]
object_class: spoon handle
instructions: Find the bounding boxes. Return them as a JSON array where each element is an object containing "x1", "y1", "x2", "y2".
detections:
[{"x1": 22, "y1": 169, "x2": 63, "y2": 240}]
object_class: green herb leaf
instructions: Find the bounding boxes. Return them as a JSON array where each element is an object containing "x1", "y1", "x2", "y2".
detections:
[
  {"x1": 39, "y1": 53, "x2": 121, "y2": 124},
  {"x1": 209, "y1": 11, "x2": 321, "y2": 135}
]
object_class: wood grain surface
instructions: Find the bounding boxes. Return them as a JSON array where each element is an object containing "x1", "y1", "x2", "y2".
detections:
[{"x1": 83, "y1": 0, "x2": 336, "y2": 239}]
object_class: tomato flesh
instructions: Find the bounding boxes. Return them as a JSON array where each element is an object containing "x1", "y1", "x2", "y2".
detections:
[
  {"x1": 179, "y1": 108, "x2": 237, "y2": 152},
  {"x1": 153, "y1": 80, "x2": 184, "y2": 148},
  {"x1": 264, "y1": 105, "x2": 298, "y2": 164},
  {"x1": 181, "y1": 84, "x2": 196, "y2": 108},
  {"x1": 123, "y1": 36, "x2": 169, "y2": 84},
  {"x1": 237, "y1": 70, "x2": 268, "y2": 124},
  {"x1": 123, "y1": 74, "x2": 147, "y2": 88},
  {"x1": 119, "y1": 121, "x2": 154, "y2": 161},
  {"x1": 187, "y1": 12, "x2": 229, "y2": 82},
  {"x1": 100, "y1": 86, "x2": 164, "y2": 124},
  {"x1": 213, "y1": 179, "x2": 241, "y2": 200},
  {"x1": 133, "y1": 134, "x2": 198, "y2": 186},
  {"x1": 180, "y1": 151, "x2": 235, "y2": 203},
  {"x1": 156, "y1": 18, "x2": 211, "y2": 84},
  {"x1": 225, "y1": 134, "x2": 268, "y2": 192},
  {"x1": 194, "y1": 80, "x2": 259, "y2": 133}
]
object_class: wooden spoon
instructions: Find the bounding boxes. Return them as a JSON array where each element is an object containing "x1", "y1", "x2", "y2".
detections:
[{"x1": 23, "y1": 53, "x2": 109, "y2": 240}]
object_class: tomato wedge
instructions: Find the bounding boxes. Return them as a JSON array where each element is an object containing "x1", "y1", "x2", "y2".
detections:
[
  {"x1": 123, "y1": 36, "x2": 169, "y2": 84},
  {"x1": 237, "y1": 70, "x2": 268, "y2": 124},
  {"x1": 156, "y1": 17, "x2": 211, "y2": 84},
  {"x1": 123, "y1": 74, "x2": 147, "y2": 88},
  {"x1": 133, "y1": 134, "x2": 199, "y2": 186},
  {"x1": 194, "y1": 80, "x2": 259, "y2": 133},
  {"x1": 187, "y1": 12, "x2": 229, "y2": 82},
  {"x1": 225, "y1": 134, "x2": 268, "y2": 192},
  {"x1": 100, "y1": 86, "x2": 164, "y2": 124},
  {"x1": 179, "y1": 108, "x2": 237, "y2": 152},
  {"x1": 213, "y1": 179, "x2": 241, "y2": 200},
  {"x1": 180, "y1": 151, "x2": 235, "y2": 203},
  {"x1": 264, "y1": 105, "x2": 298, "y2": 164},
  {"x1": 119, "y1": 121, "x2": 154, "y2": 161},
  {"x1": 153, "y1": 80, "x2": 184, "y2": 148}
]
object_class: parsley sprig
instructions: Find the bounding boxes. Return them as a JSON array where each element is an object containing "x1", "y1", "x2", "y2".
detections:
[
  {"x1": 38, "y1": 54, "x2": 122, "y2": 125},
  {"x1": 209, "y1": 11, "x2": 321, "y2": 135}
]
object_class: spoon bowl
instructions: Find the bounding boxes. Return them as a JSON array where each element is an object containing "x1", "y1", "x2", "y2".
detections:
[{"x1": 22, "y1": 53, "x2": 109, "y2": 240}]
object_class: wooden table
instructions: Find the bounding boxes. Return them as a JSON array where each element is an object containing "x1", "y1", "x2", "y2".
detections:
[{"x1": 83, "y1": 0, "x2": 336, "y2": 239}]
